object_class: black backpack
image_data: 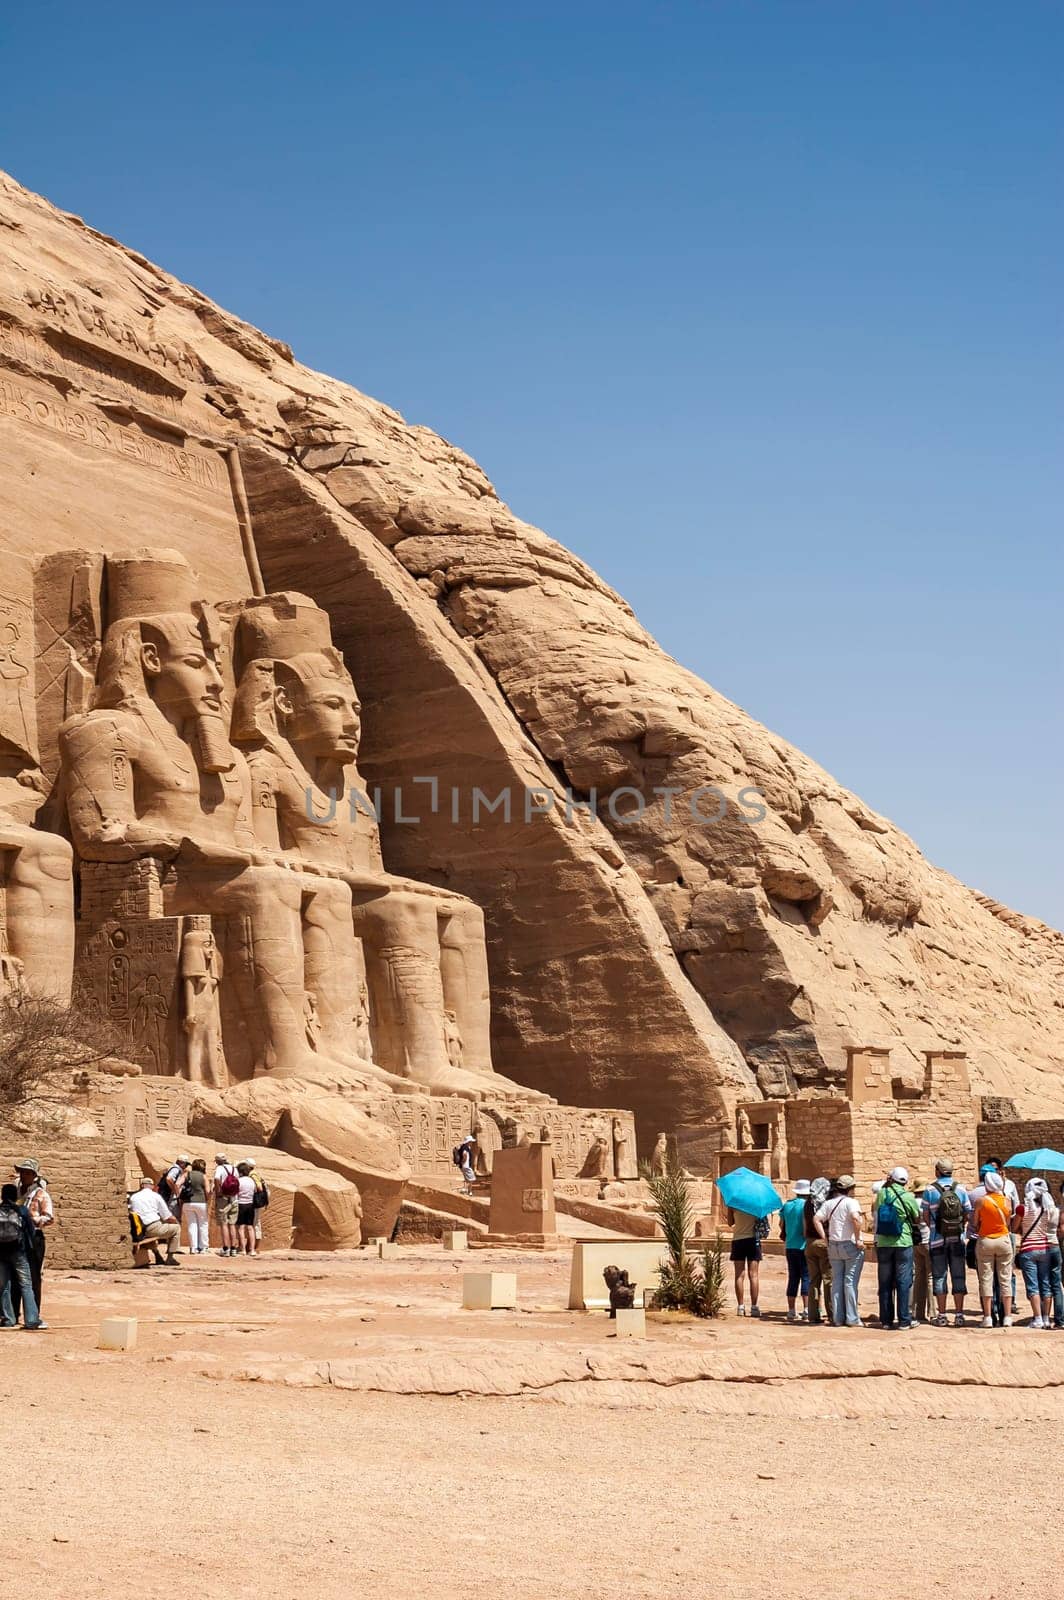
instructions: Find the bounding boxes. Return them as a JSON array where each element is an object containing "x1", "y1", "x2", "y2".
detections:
[
  {"x1": 252, "y1": 1178, "x2": 270, "y2": 1210},
  {"x1": 936, "y1": 1185, "x2": 964, "y2": 1239},
  {"x1": 0, "y1": 1205, "x2": 23, "y2": 1251},
  {"x1": 452, "y1": 1145, "x2": 465, "y2": 1168}
]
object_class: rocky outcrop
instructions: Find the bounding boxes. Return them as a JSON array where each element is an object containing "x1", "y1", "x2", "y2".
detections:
[{"x1": 1, "y1": 167, "x2": 1061, "y2": 1129}]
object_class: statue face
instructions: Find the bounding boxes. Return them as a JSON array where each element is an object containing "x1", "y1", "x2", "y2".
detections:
[
  {"x1": 142, "y1": 623, "x2": 224, "y2": 723},
  {"x1": 278, "y1": 671, "x2": 361, "y2": 764}
]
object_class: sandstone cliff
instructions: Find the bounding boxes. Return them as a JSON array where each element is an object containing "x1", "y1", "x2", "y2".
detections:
[{"x1": 1, "y1": 168, "x2": 1060, "y2": 1134}]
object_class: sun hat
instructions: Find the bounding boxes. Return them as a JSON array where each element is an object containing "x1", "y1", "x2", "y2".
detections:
[
  {"x1": 890, "y1": 1166, "x2": 909, "y2": 1184},
  {"x1": 837, "y1": 1174, "x2": 856, "y2": 1191},
  {"x1": 792, "y1": 1179, "x2": 811, "y2": 1196},
  {"x1": 14, "y1": 1157, "x2": 40, "y2": 1176}
]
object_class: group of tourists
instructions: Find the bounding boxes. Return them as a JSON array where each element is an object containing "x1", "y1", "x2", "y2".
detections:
[
  {"x1": 0, "y1": 1158, "x2": 53, "y2": 1330},
  {"x1": 728, "y1": 1155, "x2": 1064, "y2": 1329},
  {"x1": 128, "y1": 1153, "x2": 270, "y2": 1264}
]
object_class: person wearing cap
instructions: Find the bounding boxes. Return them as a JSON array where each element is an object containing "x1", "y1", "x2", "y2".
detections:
[
  {"x1": 778, "y1": 1178, "x2": 811, "y2": 1323},
  {"x1": 813, "y1": 1175, "x2": 866, "y2": 1328},
  {"x1": 803, "y1": 1177, "x2": 833, "y2": 1325},
  {"x1": 911, "y1": 1180, "x2": 934, "y2": 1325},
  {"x1": 922, "y1": 1159, "x2": 970, "y2": 1327},
  {"x1": 970, "y1": 1170, "x2": 1014, "y2": 1328},
  {"x1": 212, "y1": 1153, "x2": 240, "y2": 1257},
  {"x1": 456, "y1": 1135, "x2": 477, "y2": 1189},
  {"x1": 872, "y1": 1166, "x2": 920, "y2": 1330},
  {"x1": 13, "y1": 1157, "x2": 53, "y2": 1319},
  {"x1": 246, "y1": 1156, "x2": 269, "y2": 1250},
  {"x1": 127, "y1": 1177, "x2": 180, "y2": 1265},
  {"x1": 0, "y1": 1182, "x2": 47, "y2": 1330},
  {"x1": 162, "y1": 1154, "x2": 191, "y2": 1205}
]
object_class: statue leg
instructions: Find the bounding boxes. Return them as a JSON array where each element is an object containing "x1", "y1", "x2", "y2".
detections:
[
  {"x1": 3, "y1": 831, "x2": 74, "y2": 1003},
  {"x1": 299, "y1": 876, "x2": 425, "y2": 1095},
  {"x1": 437, "y1": 900, "x2": 493, "y2": 1076}
]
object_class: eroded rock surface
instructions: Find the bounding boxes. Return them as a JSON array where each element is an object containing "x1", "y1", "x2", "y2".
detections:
[{"x1": 1, "y1": 168, "x2": 1060, "y2": 1131}]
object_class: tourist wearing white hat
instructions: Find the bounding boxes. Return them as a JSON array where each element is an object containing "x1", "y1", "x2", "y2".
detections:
[
  {"x1": 873, "y1": 1166, "x2": 921, "y2": 1330},
  {"x1": 13, "y1": 1157, "x2": 52, "y2": 1319},
  {"x1": 778, "y1": 1178, "x2": 811, "y2": 1322}
]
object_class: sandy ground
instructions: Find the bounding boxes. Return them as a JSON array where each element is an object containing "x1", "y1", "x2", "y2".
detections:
[{"x1": 5, "y1": 1245, "x2": 1064, "y2": 1599}]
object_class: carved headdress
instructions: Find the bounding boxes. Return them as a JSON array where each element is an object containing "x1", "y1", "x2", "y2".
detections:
[
  {"x1": 92, "y1": 549, "x2": 232, "y2": 772},
  {"x1": 230, "y1": 592, "x2": 356, "y2": 748}
]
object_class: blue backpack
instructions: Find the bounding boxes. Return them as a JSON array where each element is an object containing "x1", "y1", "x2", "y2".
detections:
[{"x1": 876, "y1": 1184, "x2": 907, "y2": 1239}]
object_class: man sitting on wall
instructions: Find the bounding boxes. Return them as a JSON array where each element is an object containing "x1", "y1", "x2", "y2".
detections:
[{"x1": 128, "y1": 1178, "x2": 180, "y2": 1266}]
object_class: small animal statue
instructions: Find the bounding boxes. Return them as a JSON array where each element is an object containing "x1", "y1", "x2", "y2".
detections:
[{"x1": 602, "y1": 1264, "x2": 637, "y2": 1319}]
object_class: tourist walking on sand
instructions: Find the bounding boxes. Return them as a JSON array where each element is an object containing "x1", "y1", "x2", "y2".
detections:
[
  {"x1": 182, "y1": 1158, "x2": 210, "y2": 1254},
  {"x1": 923, "y1": 1160, "x2": 970, "y2": 1327},
  {"x1": 234, "y1": 1162, "x2": 258, "y2": 1257},
  {"x1": 1013, "y1": 1177, "x2": 1058, "y2": 1329},
  {"x1": 13, "y1": 1158, "x2": 52, "y2": 1318},
  {"x1": 212, "y1": 1153, "x2": 240, "y2": 1257},
  {"x1": 971, "y1": 1171, "x2": 1014, "y2": 1328},
  {"x1": 128, "y1": 1177, "x2": 180, "y2": 1265},
  {"x1": 779, "y1": 1178, "x2": 810, "y2": 1322},
  {"x1": 814, "y1": 1174, "x2": 865, "y2": 1328},
  {"x1": 0, "y1": 1182, "x2": 47, "y2": 1330},
  {"x1": 727, "y1": 1202, "x2": 762, "y2": 1318}
]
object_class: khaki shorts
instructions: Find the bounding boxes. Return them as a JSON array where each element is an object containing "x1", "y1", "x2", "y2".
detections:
[{"x1": 215, "y1": 1198, "x2": 239, "y2": 1226}]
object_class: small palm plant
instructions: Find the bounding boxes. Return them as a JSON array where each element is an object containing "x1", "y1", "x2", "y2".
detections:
[{"x1": 643, "y1": 1155, "x2": 725, "y2": 1318}]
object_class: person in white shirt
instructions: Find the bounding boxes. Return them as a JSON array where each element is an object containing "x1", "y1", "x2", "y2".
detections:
[
  {"x1": 128, "y1": 1178, "x2": 180, "y2": 1265},
  {"x1": 813, "y1": 1175, "x2": 865, "y2": 1327},
  {"x1": 234, "y1": 1162, "x2": 258, "y2": 1258}
]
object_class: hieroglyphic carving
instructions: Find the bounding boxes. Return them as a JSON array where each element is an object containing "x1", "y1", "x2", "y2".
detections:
[
  {"x1": 77, "y1": 916, "x2": 182, "y2": 1071},
  {"x1": 0, "y1": 375, "x2": 226, "y2": 493},
  {"x1": 23, "y1": 282, "x2": 201, "y2": 383},
  {"x1": 0, "y1": 319, "x2": 185, "y2": 419}
]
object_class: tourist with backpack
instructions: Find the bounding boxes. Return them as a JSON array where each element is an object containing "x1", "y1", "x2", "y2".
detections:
[
  {"x1": 182, "y1": 1159, "x2": 211, "y2": 1254},
  {"x1": 922, "y1": 1159, "x2": 970, "y2": 1326},
  {"x1": 212, "y1": 1153, "x2": 241, "y2": 1257},
  {"x1": 971, "y1": 1171, "x2": 1014, "y2": 1328},
  {"x1": 778, "y1": 1178, "x2": 811, "y2": 1322},
  {"x1": 453, "y1": 1135, "x2": 477, "y2": 1189},
  {"x1": 1013, "y1": 1177, "x2": 1058, "y2": 1329},
  {"x1": 0, "y1": 1182, "x2": 46, "y2": 1330},
  {"x1": 247, "y1": 1157, "x2": 270, "y2": 1251},
  {"x1": 234, "y1": 1162, "x2": 259, "y2": 1257},
  {"x1": 814, "y1": 1175, "x2": 865, "y2": 1327},
  {"x1": 873, "y1": 1167, "x2": 921, "y2": 1330}
]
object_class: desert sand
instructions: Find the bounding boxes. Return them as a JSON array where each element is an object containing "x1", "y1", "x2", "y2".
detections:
[{"x1": 6, "y1": 1245, "x2": 1063, "y2": 1599}]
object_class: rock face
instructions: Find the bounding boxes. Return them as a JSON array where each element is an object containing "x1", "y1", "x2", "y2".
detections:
[{"x1": 1, "y1": 167, "x2": 1061, "y2": 1139}]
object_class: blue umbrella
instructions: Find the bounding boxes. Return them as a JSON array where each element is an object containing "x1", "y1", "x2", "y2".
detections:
[
  {"x1": 716, "y1": 1166, "x2": 784, "y2": 1219},
  {"x1": 1003, "y1": 1148, "x2": 1064, "y2": 1172}
]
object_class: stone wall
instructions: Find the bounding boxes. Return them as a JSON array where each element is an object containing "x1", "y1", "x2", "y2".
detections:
[{"x1": 0, "y1": 1133, "x2": 129, "y2": 1269}]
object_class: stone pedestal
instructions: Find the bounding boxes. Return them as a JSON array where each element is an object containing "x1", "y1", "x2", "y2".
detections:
[
  {"x1": 443, "y1": 1229, "x2": 468, "y2": 1251},
  {"x1": 462, "y1": 1271, "x2": 517, "y2": 1310},
  {"x1": 481, "y1": 1142, "x2": 559, "y2": 1248},
  {"x1": 611, "y1": 1307, "x2": 647, "y2": 1339},
  {"x1": 98, "y1": 1317, "x2": 138, "y2": 1351}
]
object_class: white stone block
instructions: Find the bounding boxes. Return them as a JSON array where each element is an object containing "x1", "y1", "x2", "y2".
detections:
[
  {"x1": 443, "y1": 1229, "x2": 468, "y2": 1251},
  {"x1": 462, "y1": 1271, "x2": 517, "y2": 1310},
  {"x1": 612, "y1": 1306, "x2": 647, "y2": 1339},
  {"x1": 377, "y1": 1241, "x2": 400, "y2": 1259},
  {"x1": 98, "y1": 1316, "x2": 138, "y2": 1352}
]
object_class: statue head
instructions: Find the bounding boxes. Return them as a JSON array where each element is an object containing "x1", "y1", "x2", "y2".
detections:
[
  {"x1": 232, "y1": 593, "x2": 361, "y2": 769},
  {"x1": 93, "y1": 550, "x2": 232, "y2": 773}
]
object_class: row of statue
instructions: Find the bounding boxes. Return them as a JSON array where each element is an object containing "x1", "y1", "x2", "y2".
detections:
[{"x1": 0, "y1": 547, "x2": 545, "y2": 1106}]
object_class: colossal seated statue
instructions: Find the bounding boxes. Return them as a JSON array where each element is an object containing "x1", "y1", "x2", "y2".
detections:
[
  {"x1": 57, "y1": 549, "x2": 412, "y2": 1093},
  {"x1": 0, "y1": 597, "x2": 74, "y2": 1006},
  {"x1": 229, "y1": 591, "x2": 546, "y2": 1103}
]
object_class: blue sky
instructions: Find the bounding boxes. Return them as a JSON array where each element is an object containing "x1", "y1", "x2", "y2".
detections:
[{"x1": 3, "y1": 1, "x2": 1061, "y2": 922}]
